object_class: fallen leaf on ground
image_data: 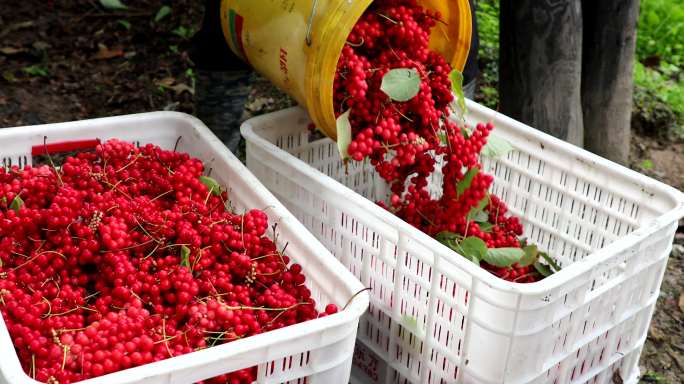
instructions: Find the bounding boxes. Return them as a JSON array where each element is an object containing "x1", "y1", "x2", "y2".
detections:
[
  {"x1": 32, "y1": 41, "x2": 50, "y2": 51},
  {"x1": 168, "y1": 83, "x2": 194, "y2": 95},
  {"x1": 100, "y1": 0, "x2": 128, "y2": 10},
  {"x1": 93, "y1": 43, "x2": 124, "y2": 60},
  {"x1": 0, "y1": 21, "x2": 34, "y2": 39},
  {"x1": 22, "y1": 65, "x2": 49, "y2": 77},
  {"x1": 0, "y1": 47, "x2": 25, "y2": 55},
  {"x1": 155, "y1": 77, "x2": 175, "y2": 87},
  {"x1": 669, "y1": 349, "x2": 684, "y2": 370},
  {"x1": 1, "y1": 71, "x2": 17, "y2": 83},
  {"x1": 679, "y1": 291, "x2": 684, "y2": 312},
  {"x1": 155, "y1": 77, "x2": 194, "y2": 95},
  {"x1": 649, "y1": 326, "x2": 666, "y2": 343}
]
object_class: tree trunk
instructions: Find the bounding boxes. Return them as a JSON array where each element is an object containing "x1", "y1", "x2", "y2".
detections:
[
  {"x1": 581, "y1": 0, "x2": 639, "y2": 165},
  {"x1": 499, "y1": 0, "x2": 584, "y2": 146}
]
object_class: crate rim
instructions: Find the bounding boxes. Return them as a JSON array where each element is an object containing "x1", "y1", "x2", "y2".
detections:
[
  {"x1": 240, "y1": 102, "x2": 684, "y2": 296},
  {"x1": 0, "y1": 111, "x2": 370, "y2": 384}
]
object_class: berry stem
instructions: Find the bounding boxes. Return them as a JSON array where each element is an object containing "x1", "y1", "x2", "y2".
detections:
[
  {"x1": 31, "y1": 354, "x2": 36, "y2": 379},
  {"x1": 43, "y1": 136, "x2": 64, "y2": 187},
  {"x1": 150, "y1": 189, "x2": 174, "y2": 202},
  {"x1": 346, "y1": 37, "x2": 365, "y2": 47},
  {"x1": 61, "y1": 345, "x2": 69, "y2": 371},
  {"x1": 377, "y1": 12, "x2": 398, "y2": 24},
  {"x1": 161, "y1": 318, "x2": 173, "y2": 358},
  {"x1": 342, "y1": 287, "x2": 372, "y2": 311},
  {"x1": 115, "y1": 153, "x2": 143, "y2": 173}
]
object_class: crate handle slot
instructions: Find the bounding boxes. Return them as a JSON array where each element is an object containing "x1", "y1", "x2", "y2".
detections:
[{"x1": 31, "y1": 139, "x2": 101, "y2": 156}]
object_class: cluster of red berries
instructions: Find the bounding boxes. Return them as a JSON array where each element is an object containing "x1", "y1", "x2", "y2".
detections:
[
  {"x1": 335, "y1": 0, "x2": 537, "y2": 282},
  {"x1": 0, "y1": 139, "x2": 338, "y2": 383}
]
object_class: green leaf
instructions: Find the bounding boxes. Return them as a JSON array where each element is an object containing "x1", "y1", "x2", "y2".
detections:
[
  {"x1": 180, "y1": 245, "x2": 191, "y2": 268},
  {"x1": 641, "y1": 159, "x2": 654, "y2": 170},
  {"x1": 459, "y1": 236, "x2": 487, "y2": 263},
  {"x1": 336, "y1": 110, "x2": 352, "y2": 160},
  {"x1": 185, "y1": 68, "x2": 196, "y2": 80},
  {"x1": 199, "y1": 176, "x2": 222, "y2": 196},
  {"x1": 540, "y1": 252, "x2": 561, "y2": 272},
  {"x1": 2, "y1": 71, "x2": 17, "y2": 83},
  {"x1": 437, "y1": 233, "x2": 485, "y2": 265},
  {"x1": 380, "y1": 68, "x2": 421, "y2": 102},
  {"x1": 10, "y1": 196, "x2": 23, "y2": 213},
  {"x1": 519, "y1": 245, "x2": 539, "y2": 267},
  {"x1": 461, "y1": 126, "x2": 471, "y2": 138},
  {"x1": 437, "y1": 131, "x2": 447, "y2": 144},
  {"x1": 449, "y1": 70, "x2": 466, "y2": 121},
  {"x1": 478, "y1": 222, "x2": 494, "y2": 233},
  {"x1": 646, "y1": 11, "x2": 660, "y2": 26},
  {"x1": 533, "y1": 261, "x2": 554, "y2": 277},
  {"x1": 154, "y1": 5, "x2": 172, "y2": 22},
  {"x1": 483, "y1": 247, "x2": 525, "y2": 268},
  {"x1": 172, "y1": 26, "x2": 192, "y2": 39},
  {"x1": 100, "y1": 0, "x2": 128, "y2": 10},
  {"x1": 472, "y1": 211, "x2": 489, "y2": 222},
  {"x1": 467, "y1": 195, "x2": 489, "y2": 222},
  {"x1": 22, "y1": 65, "x2": 49, "y2": 77},
  {"x1": 117, "y1": 20, "x2": 131, "y2": 30},
  {"x1": 457, "y1": 167, "x2": 479, "y2": 197},
  {"x1": 482, "y1": 135, "x2": 514, "y2": 158},
  {"x1": 436, "y1": 231, "x2": 462, "y2": 245},
  {"x1": 436, "y1": 231, "x2": 476, "y2": 262},
  {"x1": 435, "y1": 231, "x2": 461, "y2": 253},
  {"x1": 400, "y1": 314, "x2": 425, "y2": 353},
  {"x1": 401, "y1": 314, "x2": 425, "y2": 338}
]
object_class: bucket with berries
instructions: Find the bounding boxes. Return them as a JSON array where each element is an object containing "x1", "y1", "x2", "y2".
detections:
[{"x1": 219, "y1": 0, "x2": 472, "y2": 140}]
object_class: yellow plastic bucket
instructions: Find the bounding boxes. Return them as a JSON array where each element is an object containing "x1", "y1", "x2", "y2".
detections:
[{"x1": 220, "y1": 0, "x2": 472, "y2": 139}]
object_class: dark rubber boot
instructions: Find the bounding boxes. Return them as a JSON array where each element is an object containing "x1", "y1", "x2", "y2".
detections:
[
  {"x1": 191, "y1": 0, "x2": 254, "y2": 154},
  {"x1": 195, "y1": 69, "x2": 254, "y2": 153}
]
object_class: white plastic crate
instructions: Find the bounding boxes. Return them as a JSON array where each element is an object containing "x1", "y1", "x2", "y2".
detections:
[
  {"x1": 241, "y1": 100, "x2": 684, "y2": 384},
  {"x1": 0, "y1": 112, "x2": 369, "y2": 384}
]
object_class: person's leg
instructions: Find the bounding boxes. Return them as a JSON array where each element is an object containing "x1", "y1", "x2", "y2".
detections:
[
  {"x1": 463, "y1": 78, "x2": 477, "y2": 100},
  {"x1": 190, "y1": 0, "x2": 254, "y2": 152},
  {"x1": 463, "y1": 0, "x2": 480, "y2": 100}
]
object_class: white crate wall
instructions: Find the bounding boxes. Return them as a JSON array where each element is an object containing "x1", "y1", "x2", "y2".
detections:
[
  {"x1": 0, "y1": 112, "x2": 369, "y2": 384},
  {"x1": 242, "y1": 101, "x2": 683, "y2": 384}
]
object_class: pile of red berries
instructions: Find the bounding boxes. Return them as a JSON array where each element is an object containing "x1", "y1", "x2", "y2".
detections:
[
  {"x1": 0, "y1": 139, "x2": 338, "y2": 383},
  {"x1": 334, "y1": 0, "x2": 542, "y2": 282}
]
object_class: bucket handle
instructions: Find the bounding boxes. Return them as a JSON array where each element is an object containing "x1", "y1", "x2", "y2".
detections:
[{"x1": 305, "y1": 0, "x2": 319, "y2": 46}]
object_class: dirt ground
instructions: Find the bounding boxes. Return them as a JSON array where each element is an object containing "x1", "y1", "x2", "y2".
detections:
[{"x1": 0, "y1": 1, "x2": 682, "y2": 382}]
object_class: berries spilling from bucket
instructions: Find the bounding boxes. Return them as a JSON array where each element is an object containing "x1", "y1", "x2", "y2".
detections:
[
  {"x1": 0, "y1": 140, "x2": 337, "y2": 383},
  {"x1": 332, "y1": 0, "x2": 560, "y2": 282}
]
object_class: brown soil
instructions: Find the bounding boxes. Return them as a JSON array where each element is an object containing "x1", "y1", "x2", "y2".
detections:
[
  {"x1": 630, "y1": 137, "x2": 684, "y2": 384},
  {"x1": 0, "y1": 1, "x2": 682, "y2": 383}
]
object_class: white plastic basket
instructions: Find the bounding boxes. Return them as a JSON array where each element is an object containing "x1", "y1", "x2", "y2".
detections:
[
  {"x1": 0, "y1": 112, "x2": 369, "y2": 384},
  {"x1": 241, "y1": 100, "x2": 684, "y2": 384}
]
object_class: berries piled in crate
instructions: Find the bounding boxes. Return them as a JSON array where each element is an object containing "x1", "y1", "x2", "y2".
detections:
[
  {"x1": 0, "y1": 113, "x2": 368, "y2": 384},
  {"x1": 331, "y1": 0, "x2": 557, "y2": 283}
]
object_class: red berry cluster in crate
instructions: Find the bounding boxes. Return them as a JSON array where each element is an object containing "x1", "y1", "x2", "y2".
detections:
[
  {"x1": 0, "y1": 140, "x2": 339, "y2": 383},
  {"x1": 333, "y1": 0, "x2": 559, "y2": 282}
]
